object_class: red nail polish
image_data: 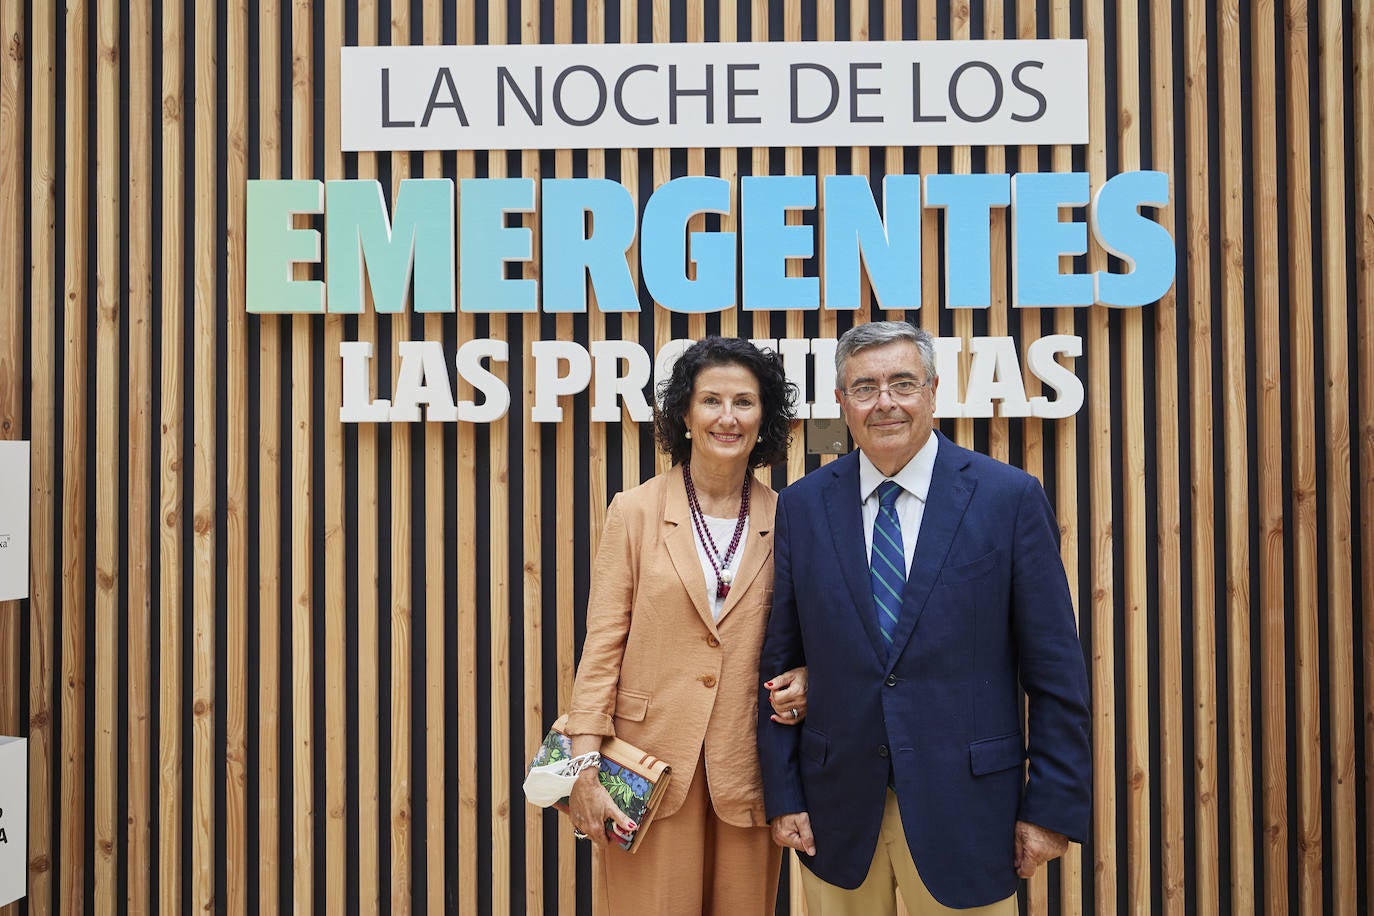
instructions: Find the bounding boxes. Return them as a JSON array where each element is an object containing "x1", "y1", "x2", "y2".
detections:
[{"x1": 765, "y1": 681, "x2": 773, "y2": 688}]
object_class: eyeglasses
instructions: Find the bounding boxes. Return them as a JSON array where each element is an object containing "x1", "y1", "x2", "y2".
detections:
[{"x1": 842, "y1": 380, "x2": 928, "y2": 404}]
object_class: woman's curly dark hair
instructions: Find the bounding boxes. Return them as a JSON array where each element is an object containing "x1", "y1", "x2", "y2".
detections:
[{"x1": 654, "y1": 336, "x2": 797, "y2": 468}]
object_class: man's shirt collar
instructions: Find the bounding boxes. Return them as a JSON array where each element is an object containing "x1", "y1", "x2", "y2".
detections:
[{"x1": 859, "y1": 432, "x2": 939, "y2": 504}]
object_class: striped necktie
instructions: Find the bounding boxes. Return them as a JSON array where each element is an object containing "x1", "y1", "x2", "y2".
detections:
[{"x1": 869, "y1": 480, "x2": 906, "y2": 650}]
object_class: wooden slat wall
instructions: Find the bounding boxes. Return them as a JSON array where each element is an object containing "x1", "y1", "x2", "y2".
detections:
[{"x1": 0, "y1": 2, "x2": 1370, "y2": 914}]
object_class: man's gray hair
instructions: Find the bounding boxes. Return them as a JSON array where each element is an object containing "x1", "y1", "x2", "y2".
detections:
[{"x1": 835, "y1": 321, "x2": 937, "y2": 388}]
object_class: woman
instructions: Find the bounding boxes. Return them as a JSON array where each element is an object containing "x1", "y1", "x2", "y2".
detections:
[{"x1": 563, "y1": 336, "x2": 804, "y2": 915}]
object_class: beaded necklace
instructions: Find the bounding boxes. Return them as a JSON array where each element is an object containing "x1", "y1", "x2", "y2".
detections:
[{"x1": 682, "y1": 464, "x2": 751, "y2": 600}]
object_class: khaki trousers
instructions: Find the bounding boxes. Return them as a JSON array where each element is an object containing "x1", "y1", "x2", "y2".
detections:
[
  {"x1": 800, "y1": 790, "x2": 1017, "y2": 916},
  {"x1": 596, "y1": 757, "x2": 781, "y2": 916}
]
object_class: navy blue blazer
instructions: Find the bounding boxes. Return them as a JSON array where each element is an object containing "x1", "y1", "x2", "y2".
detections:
[{"x1": 757, "y1": 432, "x2": 1091, "y2": 908}]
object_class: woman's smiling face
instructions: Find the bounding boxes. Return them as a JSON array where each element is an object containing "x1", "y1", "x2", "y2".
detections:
[{"x1": 684, "y1": 362, "x2": 763, "y2": 470}]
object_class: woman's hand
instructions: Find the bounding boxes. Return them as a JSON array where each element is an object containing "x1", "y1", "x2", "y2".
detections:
[
  {"x1": 567, "y1": 768, "x2": 637, "y2": 847},
  {"x1": 765, "y1": 666, "x2": 808, "y2": 725}
]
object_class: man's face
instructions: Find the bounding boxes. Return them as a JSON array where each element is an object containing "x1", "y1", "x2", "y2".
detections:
[{"x1": 836, "y1": 340, "x2": 938, "y2": 477}]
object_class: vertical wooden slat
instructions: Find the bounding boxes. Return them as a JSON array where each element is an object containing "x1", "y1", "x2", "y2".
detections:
[
  {"x1": 321, "y1": 0, "x2": 347, "y2": 912},
  {"x1": 618, "y1": 0, "x2": 640, "y2": 499},
  {"x1": 0, "y1": 2, "x2": 22, "y2": 913},
  {"x1": 948, "y1": 1, "x2": 976, "y2": 454},
  {"x1": 571, "y1": 6, "x2": 603, "y2": 916},
  {"x1": 353, "y1": 4, "x2": 379, "y2": 915},
  {"x1": 1113, "y1": 1, "x2": 1154, "y2": 910},
  {"x1": 0, "y1": 0, "x2": 24, "y2": 759},
  {"x1": 1047, "y1": 0, "x2": 1084, "y2": 908},
  {"x1": 1249, "y1": 6, "x2": 1290, "y2": 911},
  {"x1": 224, "y1": 0, "x2": 250, "y2": 912},
  {"x1": 1014, "y1": 2, "x2": 1045, "y2": 905},
  {"x1": 1217, "y1": 0, "x2": 1257, "y2": 908},
  {"x1": 686, "y1": 2, "x2": 706, "y2": 348},
  {"x1": 1148, "y1": 0, "x2": 1186, "y2": 905},
  {"x1": 1281, "y1": 2, "x2": 1323, "y2": 911},
  {"x1": 1317, "y1": 0, "x2": 1356, "y2": 907},
  {"x1": 452, "y1": 6, "x2": 479, "y2": 912},
  {"x1": 192, "y1": 0, "x2": 219, "y2": 909},
  {"x1": 520, "y1": 7, "x2": 543, "y2": 914},
  {"x1": 420, "y1": 5, "x2": 446, "y2": 913},
  {"x1": 126, "y1": 0, "x2": 154, "y2": 910},
  {"x1": 982, "y1": 0, "x2": 1008, "y2": 470},
  {"x1": 255, "y1": 2, "x2": 284, "y2": 910},
  {"x1": 813, "y1": 0, "x2": 834, "y2": 466},
  {"x1": 782, "y1": 1, "x2": 804, "y2": 483},
  {"x1": 387, "y1": 2, "x2": 413, "y2": 909},
  {"x1": 652, "y1": 3, "x2": 671, "y2": 478},
  {"x1": 1354, "y1": 1, "x2": 1374, "y2": 906},
  {"x1": 486, "y1": 5, "x2": 511, "y2": 913},
  {"x1": 158, "y1": 0, "x2": 186, "y2": 909},
  {"x1": 290, "y1": 0, "x2": 315, "y2": 909},
  {"x1": 93, "y1": 0, "x2": 121, "y2": 908},
  {"x1": 847, "y1": 0, "x2": 870, "y2": 339},
  {"x1": 1184, "y1": 1, "x2": 1220, "y2": 911},
  {"x1": 915, "y1": 0, "x2": 936, "y2": 344},
  {"x1": 1083, "y1": 1, "x2": 1117, "y2": 910},
  {"x1": 25, "y1": 7, "x2": 56, "y2": 910},
  {"x1": 61, "y1": 0, "x2": 90, "y2": 911}
]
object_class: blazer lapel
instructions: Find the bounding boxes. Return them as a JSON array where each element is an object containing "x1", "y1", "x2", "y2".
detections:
[
  {"x1": 716, "y1": 475, "x2": 773, "y2": 625},
  {"x1": 823, "y1": 452, "x2": 887, "y2": 663},
  {"x1": 662, "y1": 466, "x2": 718, "y2": 633},
  {"x1": 885, "y1": 433, "x2": 974, "y2": 666}
]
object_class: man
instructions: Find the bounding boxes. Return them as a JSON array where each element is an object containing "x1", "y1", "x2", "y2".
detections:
[{"x1": 757, "y1": 321, "x2": 1091, "y2": 914}]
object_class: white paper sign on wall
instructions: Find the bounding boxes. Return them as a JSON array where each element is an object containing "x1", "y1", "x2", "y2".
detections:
[
  {"x1": 0, "y1": 441, "x2": 29, "y2": 602},
  {"x1": 0, "y1": 736, "x2": 26, "y2": 905}
]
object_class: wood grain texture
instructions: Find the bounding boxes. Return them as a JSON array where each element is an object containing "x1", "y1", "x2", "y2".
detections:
[
  {"x1": 25, "y1": 7, "x2": 55, "y2": 910},
  {"x1": 1281, "y1": 2, "x2": 1323, "y2": 911},
  {"x1": 255, "y1": 3, "x2": 284, "y2": 911},
  {"x1": 1217, "y1": 1, "x2": 1257, "y2": 910},
  {"x1": 158, "y1": 2, "x2": 186, "y2": 911},
  {"x1": 125, "y1": 0, "x2": 154, "y2": 911},
  {"x1": 192, "y1": 1, "x2": 219, "y2": 912},
  {"x1": 290, "y1": 0, "x2": 316, "y2": 909},
  {"x1": 60, "y1": 3, "x2": 90, "y2": 912},
  {"x1": 1182, "y1": 2, "x2": 1220, "y2": 912},
  {"x1": 93, "y1": 0, "x2": 121, "y2": 909},
  {"x1": 1082, "y1": 2, "x2": 1117, "y2": 911},
  {"x1": 1355, "y1": 2, "x2": 1374, "y2": 910},
  {"x1": 1316, "y1": 0, "x2": 1356, "y2": 908},
  {"x1": 323, "y1": 2, "x2": 348, "y2": 915},
  {"x1": 1249, "y1": 6, "x2": 1291, "y2": 913}
]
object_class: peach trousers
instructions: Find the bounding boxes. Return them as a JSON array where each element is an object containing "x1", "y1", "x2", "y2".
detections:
[{"x1": 597, "y1": 756, "x2": 782, "y2": 916}]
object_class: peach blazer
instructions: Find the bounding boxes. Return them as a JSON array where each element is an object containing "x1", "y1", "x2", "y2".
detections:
[{"x1": 563, "y1": 465, "x2": 778, "y2": 828}]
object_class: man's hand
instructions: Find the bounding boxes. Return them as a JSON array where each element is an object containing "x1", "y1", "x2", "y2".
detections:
[
  {"x1": 1013, "y1": 820, "x2": 1068, "y2": 878},
  {"x1": 770, "y1": 812, "x2": 816, "y2": 857}
]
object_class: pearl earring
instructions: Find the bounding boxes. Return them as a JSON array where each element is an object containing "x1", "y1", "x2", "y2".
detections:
[{"x1": 685, "y1": 430, "x2": 692, "y2": 439}]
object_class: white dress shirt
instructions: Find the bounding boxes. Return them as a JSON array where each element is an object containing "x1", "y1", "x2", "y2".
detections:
[{"x1": 858, "y1": 433, "x2": 939, "y2": 577}]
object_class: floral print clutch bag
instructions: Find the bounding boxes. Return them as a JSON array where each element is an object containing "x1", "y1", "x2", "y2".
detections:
[{"x1": 527, "y1": 714, "x2": 673, "y2": 853}]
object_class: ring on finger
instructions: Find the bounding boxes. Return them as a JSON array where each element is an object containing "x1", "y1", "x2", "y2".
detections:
[{"x1": 789, "y1": 708, "x2": 799, "y2": 719}]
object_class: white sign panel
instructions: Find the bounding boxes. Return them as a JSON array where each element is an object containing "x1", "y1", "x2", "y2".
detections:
[
  {"x1": 0, "y1": 442, "x2": 28, "y2": 602},
  {"x1": 340, "y1": 40, "x2": 1088, "y2": 151},
  {"x1": 0, "y1": 737, "x2": 25, "y2": 905}
]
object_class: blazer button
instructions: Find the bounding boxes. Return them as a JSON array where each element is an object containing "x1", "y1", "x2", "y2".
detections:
[
  {"x1": 700, "y1": 675, "x2": 717, "y2": 688},
  {"x1": 878, "y1": 744, "x2": 890, "y2": 758},
  {"x1": 706, "y1": 634, "x2": 720, "y2": 648},
  {"x1": 885, "y1": 674, "x2": 897, "y2": 687}
]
